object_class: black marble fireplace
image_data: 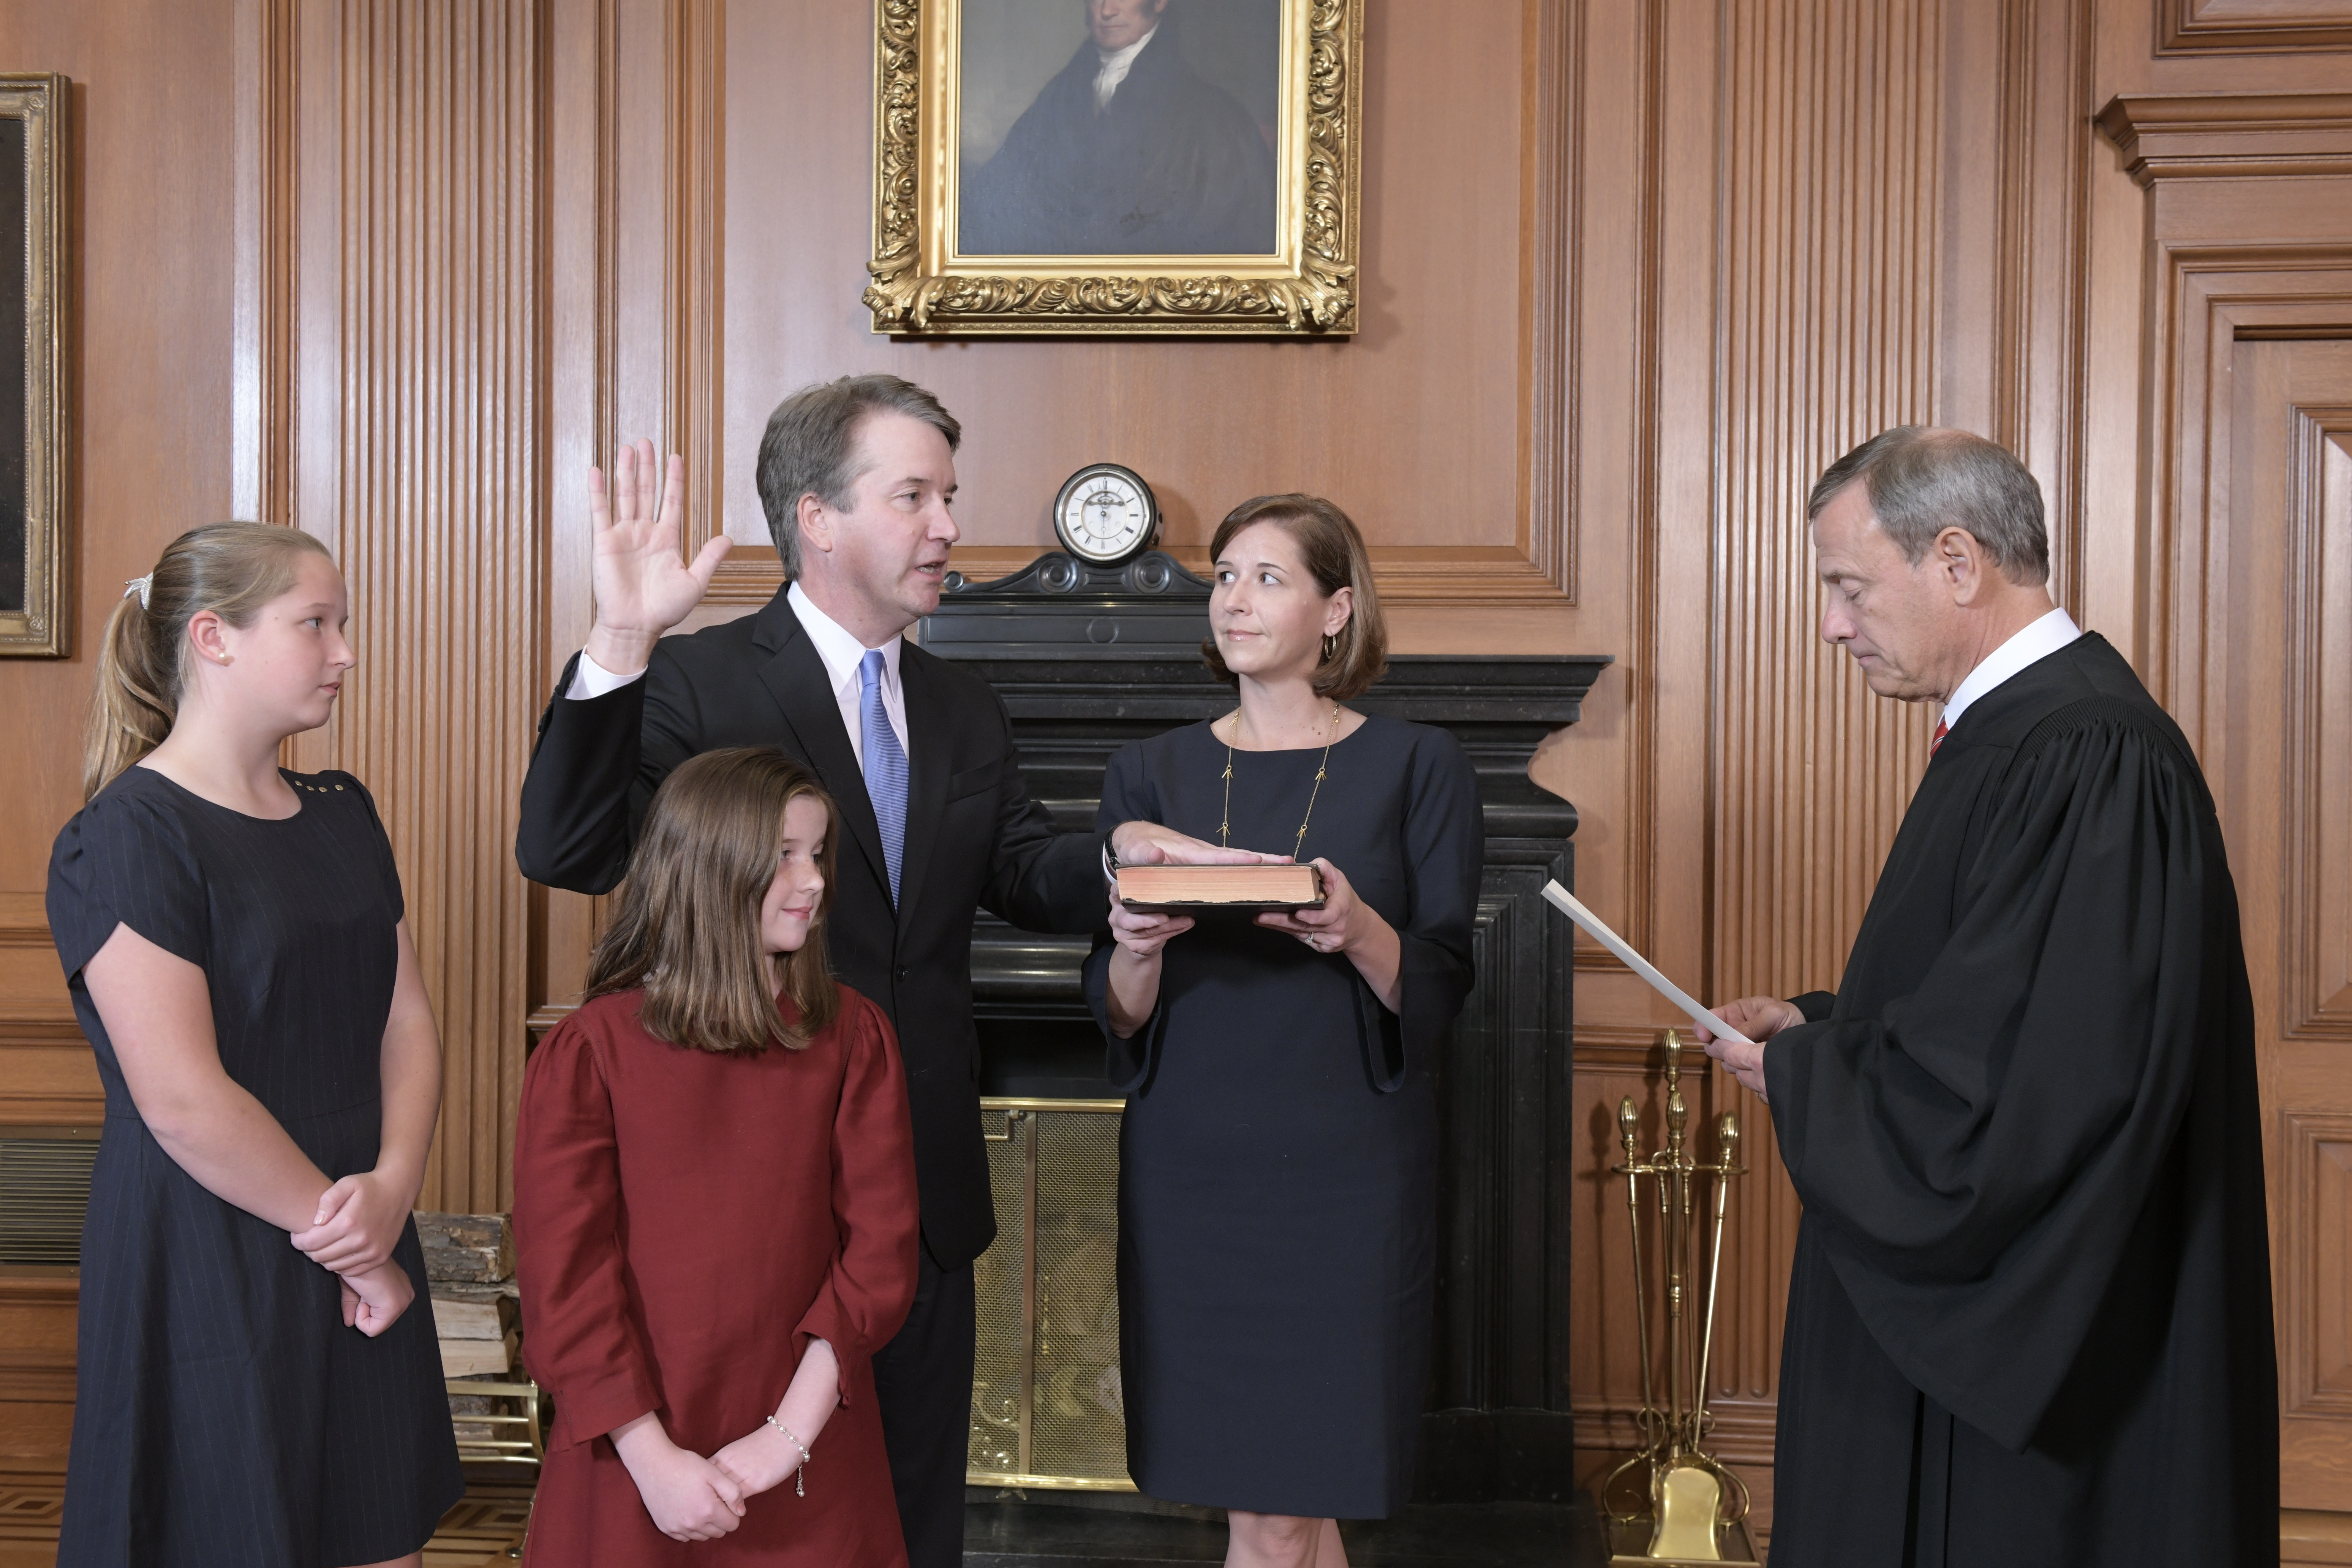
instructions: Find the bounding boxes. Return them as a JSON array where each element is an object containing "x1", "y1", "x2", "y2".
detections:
[{"x1": 924, "y1": 552, "x2": 1611, "y2": 1508}]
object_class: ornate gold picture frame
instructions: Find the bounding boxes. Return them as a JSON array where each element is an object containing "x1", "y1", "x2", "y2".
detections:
[
  {"x1": 0, "y1": 73, "x2": 67, "y2": 658},
  {"x1": 865, "y1": 0, "x2": 1363, "y2": 337}
]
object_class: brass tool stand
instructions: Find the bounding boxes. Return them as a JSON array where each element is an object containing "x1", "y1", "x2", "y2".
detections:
[{"x1": 1602, "y1": 1031, "x2": 1759, "y2": 1566}]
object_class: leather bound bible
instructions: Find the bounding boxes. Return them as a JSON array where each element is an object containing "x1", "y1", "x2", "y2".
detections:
[{"x1": 1116, "y1": 862, "x2": 1327, "y2": 912}]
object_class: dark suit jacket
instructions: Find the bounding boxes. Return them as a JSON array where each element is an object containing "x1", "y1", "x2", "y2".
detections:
[{"x1": 515, "y1": 590, "x2": 1106, "y2": 1268}]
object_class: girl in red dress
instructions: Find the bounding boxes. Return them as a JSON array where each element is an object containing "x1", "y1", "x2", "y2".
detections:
[{"x1": 514, "y1": 747, "x2": 922, "y2": 1565}]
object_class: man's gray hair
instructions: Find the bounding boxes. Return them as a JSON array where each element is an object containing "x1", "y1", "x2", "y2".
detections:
[
  {"x1": 755, "y1": 375, "x2": 963, "y2": 579},
  {"x1": 1806, "y1": 426, "x2": 2049, "y2": 586}
]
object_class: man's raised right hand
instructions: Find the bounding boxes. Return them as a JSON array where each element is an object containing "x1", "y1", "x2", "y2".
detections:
[{"x1": 583, "y1": 438, "x2": 732, "y2": 678}]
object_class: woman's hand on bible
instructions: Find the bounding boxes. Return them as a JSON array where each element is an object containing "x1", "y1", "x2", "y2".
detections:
[
  {"x1": 612, "y1": 1413, "x2": 747, "y2": 1542},
  {"x1": 1255, "y1": 858, "x2": 1381, "y2": 957},
  {"x1": 1691, "y1": 996, "x2": 1803, "y2": 1103},
  {"x1": 338, "y1": 1260, "x2": 414, "y2": 1337},
  {"x1": 1111, "y1": 820, "x2": 1285, "y2": 866},
  {"x1": 290, "y1": 1167, "x2": 410, "y2": 1275},
  {"x1": 1108, "y1": 891, "x2": 1194, "y2": 959}
]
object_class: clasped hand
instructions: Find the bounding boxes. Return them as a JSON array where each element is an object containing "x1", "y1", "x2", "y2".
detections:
[
  {"x1": 614, "y1": 1412, "x2": 814, "y2": 1543},
  {"x1": 613, "y1": 1414, "x2": 748, "y2": 1543},
  {"x1": 294, "y1": 1168, "x2": 419, "y2": 1337},
  {"x1": 1689, "y1": 996, "x2": 1807, "y2": 1102}
]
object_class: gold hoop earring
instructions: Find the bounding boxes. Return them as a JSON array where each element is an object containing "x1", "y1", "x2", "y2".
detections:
[{"x1": 1322, "y1": 632, "x2": 1336, "y2": 661}]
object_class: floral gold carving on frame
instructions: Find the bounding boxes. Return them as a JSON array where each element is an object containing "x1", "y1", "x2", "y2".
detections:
[{"x1": 864, "y1": 0, "x2": 1363, "y2": 337}]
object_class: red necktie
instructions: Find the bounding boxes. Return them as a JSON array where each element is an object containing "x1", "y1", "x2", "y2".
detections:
[{"x1": 1930, "y1": 719, "x2": 1949, "y2": 756}]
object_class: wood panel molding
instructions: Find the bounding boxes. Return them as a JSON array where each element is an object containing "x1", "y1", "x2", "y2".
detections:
[
  {"x1": 1991, "y1": 0, "x2": 2094, "y2": 614},
  {"x1": 1615, "y1": 0, "x2": 1666, "y2": 958},
  {"x1": 0, "y1": 1271, "x2": 77, "y2": 1459},
  {"x1": 1705, "y1": 0, "x2": 1954, "y2": 1442},
  {"x1": 284, "y1": 0, "x2": 549, "y2": 1212},
  {"x1": 2159, "y1": 0, "x2": 2352, "y2": 56},
  {"x1": 2284, "y1": 406, "x2": 2352, "y2": 1040},
  {"x1": 0, "y1": 898, "x2": 95, "y2": 1121},
  {"x1": 669, "y1": 0, "x2": 727, "y2": 580},
  {"x1": 690, "y1": 0, "x2": 1582, "y2": 610},
  {"x1": 2098, "y1": 92, "x2": 2352, "y2": 183},
  {"x1": 2281, "y1": 1111, "x2": 2352, "y2": 1420},
  {"x1": 2108, "y1": 125, "x2": 2352, "y2": 1503},
  {"x1": 2130, "y1": 251, "x2": 2352, "y2": 738}
]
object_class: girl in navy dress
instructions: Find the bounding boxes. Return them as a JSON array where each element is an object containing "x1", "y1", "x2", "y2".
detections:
[{"x1": 46, "y1": 524, "x2": 462, "y2": 1566}]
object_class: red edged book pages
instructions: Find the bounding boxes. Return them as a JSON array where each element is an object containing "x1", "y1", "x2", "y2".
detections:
[{"x1": 1115, "y1": 862, "x2": 1327, "y2": 912}]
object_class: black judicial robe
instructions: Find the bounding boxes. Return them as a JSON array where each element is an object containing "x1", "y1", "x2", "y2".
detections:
[{"x1": 1761, "y1": 634, "x2": 2276, "y2": 1567}]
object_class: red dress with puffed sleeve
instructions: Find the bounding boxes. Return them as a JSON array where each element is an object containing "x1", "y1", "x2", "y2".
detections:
[{"x1": 512, "y1": 984, "x2": 921, "y2": 1566}]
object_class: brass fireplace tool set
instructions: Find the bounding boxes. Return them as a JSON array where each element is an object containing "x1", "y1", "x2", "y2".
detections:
[{"x1": 1602, "y1": 1030, "x2": 1759, "y2": 1565}]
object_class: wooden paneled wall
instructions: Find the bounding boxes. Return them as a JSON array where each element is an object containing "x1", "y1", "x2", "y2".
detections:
[
  {"x1": 274, "y1": 0, "x2": 546, "y2": 1216},
  {"x1": 0, "y1": 0, "x2": 248, "y2": 1475},
  {"x1": 2, "y1": 0, "x2": 2349, "y2": 1549}
]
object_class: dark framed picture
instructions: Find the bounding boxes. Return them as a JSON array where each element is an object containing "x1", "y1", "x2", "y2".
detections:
[
  {"x1": 0, "y1": 73, "x2": 67, "y2": 658},
  {"x1": 865, "y1": 0, "x2": 1364, "y2": 337}
]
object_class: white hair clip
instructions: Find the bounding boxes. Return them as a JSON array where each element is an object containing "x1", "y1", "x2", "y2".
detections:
[{"x1": 123, "y1": 574, "x2": 152, "y2": 611}]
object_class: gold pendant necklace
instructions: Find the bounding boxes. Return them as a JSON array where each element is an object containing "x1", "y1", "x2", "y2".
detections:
[{"x1": 1219, "y1": 702, "x2": 1341, "y2": 860}]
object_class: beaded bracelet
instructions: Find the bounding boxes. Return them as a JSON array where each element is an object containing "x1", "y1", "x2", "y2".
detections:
[{"x1": 765, "y1": 1415, "x2": 812, "y2": 1496}]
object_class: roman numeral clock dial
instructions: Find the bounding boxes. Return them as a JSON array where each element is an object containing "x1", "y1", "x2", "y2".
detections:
[{"x1": 1052, "y1": 463, "x2": 1162, "y2": 567}]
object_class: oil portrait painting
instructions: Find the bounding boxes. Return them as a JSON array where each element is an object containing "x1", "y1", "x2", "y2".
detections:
[
  {"x1": 957, "y1": 0, "x2": 1280, "y2": 258},
  {"x1": 865, "y1": 0, "x2": 1363, "y2": 337},
  {"x1": 0, "y1": 74, "x2": 66, "y2": 658}
]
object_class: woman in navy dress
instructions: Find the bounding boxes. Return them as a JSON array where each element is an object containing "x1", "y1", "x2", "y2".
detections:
[
  {"x1": 1085, "y1": 496, "x2": 1482, "y2": 1568},
  {"x1": 45, "y1": 524, "x2": 462, "y2": 1566}
]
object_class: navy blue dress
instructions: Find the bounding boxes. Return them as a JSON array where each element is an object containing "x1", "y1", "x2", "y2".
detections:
[
  {"x1": 46, "y1": 765, "x2": 462, "y2": 1567},
  {"x1": 1082, "y1": 715, "x2": 1482, "y2": 1518}
]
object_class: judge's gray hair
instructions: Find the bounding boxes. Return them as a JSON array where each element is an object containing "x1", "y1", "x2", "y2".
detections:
[
  {"x1": 755, "y1": 375, "x2": 962, "y2": 580},
  {"x1": 1806, "y1": 427, "x2": 2049, "y2": 587}
]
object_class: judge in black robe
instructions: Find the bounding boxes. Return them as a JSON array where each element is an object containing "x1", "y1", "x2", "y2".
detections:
[
  {"x1": 960, "y1": 7, "x2": 1277, "y2": 256},
  {"x1": 1696, "y1": 427, "x2": 2277, "y2": 1567}
]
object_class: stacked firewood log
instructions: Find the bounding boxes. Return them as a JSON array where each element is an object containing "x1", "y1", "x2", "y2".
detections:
[{"x1": 414, "y1": 1211, "x2": 522, "y2": 1428}]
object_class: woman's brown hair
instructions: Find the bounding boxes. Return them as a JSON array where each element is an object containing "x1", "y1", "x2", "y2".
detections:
[
  {"x1": 1200, "y1": 493, "x2": 1389, "y2": 701},
  {"x1": 82, "y1": 523, "x2": 336, "y2": 801},
  {"x1": 584, "y1": 748, "x2": 842, "y2": 1053}
]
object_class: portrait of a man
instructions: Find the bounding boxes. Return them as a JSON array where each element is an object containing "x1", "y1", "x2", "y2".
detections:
[{"x1": 958, "y1": 0, "x2": 1280, "y2": 258}]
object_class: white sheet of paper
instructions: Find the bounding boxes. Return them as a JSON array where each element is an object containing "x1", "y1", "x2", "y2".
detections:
[{"x1": 1540, "y1": 879, "x2": 1757, "y2": 1049}]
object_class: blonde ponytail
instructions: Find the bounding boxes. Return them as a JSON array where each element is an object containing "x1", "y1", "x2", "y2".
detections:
[{"x1": 82, "y1": 524, "x2": 334, "y2": 801}]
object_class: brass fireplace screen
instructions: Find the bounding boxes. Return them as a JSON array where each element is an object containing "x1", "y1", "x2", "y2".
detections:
[{"x1": 969, "y1": 1098, "x2": 1134, "y2": 1491}]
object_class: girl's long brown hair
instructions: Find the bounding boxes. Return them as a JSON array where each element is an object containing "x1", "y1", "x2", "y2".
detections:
[
  {"x1": 83, "y1": 523, "x2": 335, "y2": 801},
  {"x1": 585, "y1": 748, "x2": 842, "y2": 1053}
]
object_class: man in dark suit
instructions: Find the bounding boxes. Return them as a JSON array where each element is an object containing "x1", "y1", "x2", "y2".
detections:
[
  {"x1": 960, "y1": 0, "x2": 1277, "y2": 256},
  {"x1": 515, "y1": 375, "x2": 1242, "y2": 1567}
]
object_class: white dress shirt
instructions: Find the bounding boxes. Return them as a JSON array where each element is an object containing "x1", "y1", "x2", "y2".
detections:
[
  {"x1": 565, "y1": 582, "x2": 910, "y2": 769},
  {"x1": 1939, "y1": 606, "x2": 2083, "y2": 732},
  {"x1": 1094, "y1": 27, "x2": 1158, "y2": 110}
]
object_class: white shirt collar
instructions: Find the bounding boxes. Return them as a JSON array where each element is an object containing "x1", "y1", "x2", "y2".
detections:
[
  {"x1": 1094, "y1": 26, "x2": 1158, "y2": 106},
  {"x1": 787, "y1": 581, "x2": 901, "y2": 699},
  {"x1": 1939, "y1": 606, "x2": 2082, "y2": 730}
]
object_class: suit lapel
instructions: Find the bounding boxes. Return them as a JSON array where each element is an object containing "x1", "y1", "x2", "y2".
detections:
[
  {"x1": 752, "y1": 602, "x2": 892, "y2": 902},
  {"x1": 893, "y1": 647, "x2": 952, "y2": 929}
]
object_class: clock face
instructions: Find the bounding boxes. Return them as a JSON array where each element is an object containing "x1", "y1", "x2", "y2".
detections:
[{"x1": 1053, "y1": 463, "x2": 1159, "y2": 566}]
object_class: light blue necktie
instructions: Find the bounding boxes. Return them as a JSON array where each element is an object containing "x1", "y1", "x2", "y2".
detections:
[{"x1": 858, "y1": 649, "x2": 909, "y2": 900}]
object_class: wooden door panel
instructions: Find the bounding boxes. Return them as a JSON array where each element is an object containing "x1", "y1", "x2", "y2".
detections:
[{"x1": 2228, "y1": 339, "x2": 2352, "y2": 1510}]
